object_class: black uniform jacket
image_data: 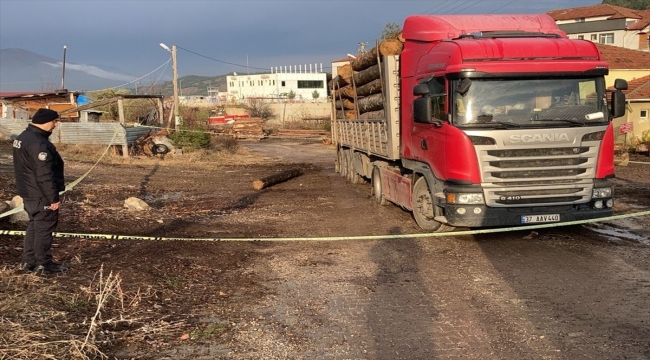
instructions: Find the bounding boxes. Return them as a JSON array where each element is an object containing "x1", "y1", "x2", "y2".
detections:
[{"x1": 13, "y1": 124, "x2": 65, "y2": 204}]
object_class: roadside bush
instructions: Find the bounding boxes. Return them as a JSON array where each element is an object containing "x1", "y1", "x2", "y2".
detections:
[
  {"x1": 210, "y1": 135, "x2": 239, "y2": 153},
  {"x1": 168, "y1": 126, "x2": 211, "y2": 152},
  {"x1": 243, "y1": 99, "x2": 275, "y2": 121}
]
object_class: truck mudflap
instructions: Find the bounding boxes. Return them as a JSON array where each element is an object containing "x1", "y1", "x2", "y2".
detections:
[{"x1": 443, "y1": 205, "x2": 613, "y2": 228}]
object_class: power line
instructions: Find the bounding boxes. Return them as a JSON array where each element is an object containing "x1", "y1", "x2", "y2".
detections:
[
  {"x1": 175, "y1": 45, "x2": 269, "y2": 71},
  {"x1": 87, "y1": 57, "x2": 172, "y2": 92},
  {"x1": 489, "y1": 0, "x2": 519, "y2": 14},
  {"x1": 441, "y1": 0, "x2": 474, "y2": 14},
  {"x1": 423, "y1": 0, "x2": 457, "y2": 15},
  {"x1": 451, "y1": 0, "x2": 487, "y2": 14}
]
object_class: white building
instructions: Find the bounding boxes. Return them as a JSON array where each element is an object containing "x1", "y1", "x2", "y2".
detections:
[
  {"x1": 226, "y1": 64, "x2": 328, "y2": 102},
  {"x1": 547, "y1": 4, "x2": 650, "y2": 52}
]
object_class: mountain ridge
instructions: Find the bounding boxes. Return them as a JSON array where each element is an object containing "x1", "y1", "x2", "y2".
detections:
[{"x1": 0, "y1": 48, "x2": 228, "y2": 96}]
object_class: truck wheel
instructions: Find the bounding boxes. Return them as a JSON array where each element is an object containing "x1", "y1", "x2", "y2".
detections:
[
  {"x1": 339, "y1": 149, "x2": 348, "y2": 178},
  {"x1": 412, "y1": 177, "x2": 451, "y2": 232},
  {"x1": 335, "y1": 147, "x2": 341, "y2": 173},
  {"x1": 372, "y1": 167, "x2": 389, "y2": 205},
  {"x1": 347, "y1": 151, "x2": 363, "y2": 184}
]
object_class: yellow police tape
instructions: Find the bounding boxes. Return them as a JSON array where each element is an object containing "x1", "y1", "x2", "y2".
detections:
[
  {"x1": 0, "y1": 128, "x2": 120, "y2": 220},
  {"x1": 2, "y1": 125, "x2": 649, "y2": 240},
  {"x1": 1, "y1": 209, "x2": 649, "y2": 242}
]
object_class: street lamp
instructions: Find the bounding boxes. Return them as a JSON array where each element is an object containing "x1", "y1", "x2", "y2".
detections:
[{"x1": 159, "y1": 42, "x2": 181, "y2": 128}]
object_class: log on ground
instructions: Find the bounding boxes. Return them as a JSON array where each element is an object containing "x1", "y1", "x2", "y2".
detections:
[{"x1": 252, "y1": 168, "x2": 303, "y2": 190}]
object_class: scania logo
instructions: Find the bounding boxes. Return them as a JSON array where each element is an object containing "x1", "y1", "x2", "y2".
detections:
[{"x1": 509, "y1": 133, "x2": 570, "y2": 143}]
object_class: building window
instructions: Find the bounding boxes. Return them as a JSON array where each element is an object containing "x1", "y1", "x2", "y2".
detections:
[
  {"x1": 281, "y1": 81, "x2": 286, "y2": 87},
  {"x1": 599, "y1": 33, "x2": 614, "y2": 44},
  {"x1": 591, "y1": 34, "x2": 597, "y2": 41},
  {"x1": 641, "y1": 109, "x2": 648, "y2": 119},
  {"x1": 297, "y1": 80, "x2": 324, "y2": 88},
  {"x1": 578, "y1": 35, "x2": 584, "y2": 40}
]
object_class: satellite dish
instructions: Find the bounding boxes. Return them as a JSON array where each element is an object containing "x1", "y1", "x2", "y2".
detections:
[{"x1": 233, "y1": 72, "x2": 237, "y2": 76}]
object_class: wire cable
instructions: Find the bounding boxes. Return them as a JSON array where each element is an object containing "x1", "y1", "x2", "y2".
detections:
[
  {"x1": 488, "y1": 0, "x2": 518, "y2": 14},
  {"x1": 422, "y1": 0, "x2": 456, "y2": 15},
  {"x1": 99, "y1": 58, "x2": 172, "y2": 91},
  {"x1": 451, "y1": 0, "x2": 486, "y2": 14},
  {"x1": 142, "y1": 57, "x2": 171, "y2": 95},
  {"x1": 176, "y1": 45, "x2": 269, "y2": 71}
]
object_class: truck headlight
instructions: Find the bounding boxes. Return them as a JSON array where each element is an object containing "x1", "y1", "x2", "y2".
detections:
[
  {"x1": 592, "y1": 188, "x2": 612, "y2": 198},
  {"x1": 447, "y1": 193, "x2": 484, "y2": 204}
]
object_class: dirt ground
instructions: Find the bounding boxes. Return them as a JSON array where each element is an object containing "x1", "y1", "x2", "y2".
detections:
[{"x1": 1, "y1": 138, "x2": 649, "y2": 359}]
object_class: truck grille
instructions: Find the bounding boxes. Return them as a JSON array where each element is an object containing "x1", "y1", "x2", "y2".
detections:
[{"x1": 475, "y1": 137, "x2": 601, "y2": 207}]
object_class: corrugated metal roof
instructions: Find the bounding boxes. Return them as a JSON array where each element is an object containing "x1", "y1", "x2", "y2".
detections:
[{"x1": 0, "y1": 119, "x2": 151, "y2": 146}]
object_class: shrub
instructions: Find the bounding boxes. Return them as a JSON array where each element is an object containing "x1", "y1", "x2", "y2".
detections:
[
  {"x1": 168, "y1": 125, "x2": 211, "y2": 152},
  {"x1": 243, "y1": 99, "x2": 275, "y2": 121}
]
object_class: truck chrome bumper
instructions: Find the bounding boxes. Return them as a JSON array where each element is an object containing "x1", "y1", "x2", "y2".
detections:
[{"x1": 443, "y1": 204, "x2": 613, "y2": 228}]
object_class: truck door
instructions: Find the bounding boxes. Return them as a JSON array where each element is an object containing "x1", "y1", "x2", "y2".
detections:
[{"x1": 411, "y1": 76, "x2": 447, "y2": 178}]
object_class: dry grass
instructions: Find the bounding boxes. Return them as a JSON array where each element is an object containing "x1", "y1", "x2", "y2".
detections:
[
  {"x1": 0, "y1": 267, "x2": 109, "y2": 359},
  {"x1": 55, "y1": 136, "x2": 266, "y2": 169},
  {"x1": 0, "y1": 265, "x2": 176, "y2": 360}
]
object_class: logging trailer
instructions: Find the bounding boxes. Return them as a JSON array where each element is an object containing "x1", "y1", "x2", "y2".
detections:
[{"x1": 331, "y1": 14, "x2": 629, "y2": 232}]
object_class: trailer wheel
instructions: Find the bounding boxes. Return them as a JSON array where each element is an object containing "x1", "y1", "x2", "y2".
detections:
[
  {"x1": 340, "y1": 149, "x2": 350, "y2": 179},
  {"x1": 372, "y1": 166, "x2": 389, "y2": 205},
  {"x1": 347, "y1": 151, "x2": 363, "y2": 184},
  {"x1": 335, "y1": 147, "x2": 341, "y2": 173},
  {"x1": 412, "y1": 177, "x2": 453, "y2": 232}
]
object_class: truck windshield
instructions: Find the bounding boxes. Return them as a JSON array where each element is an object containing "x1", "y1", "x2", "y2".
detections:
[{"x1": 453, "y1": 77, "x2": 607, "y2": 128}]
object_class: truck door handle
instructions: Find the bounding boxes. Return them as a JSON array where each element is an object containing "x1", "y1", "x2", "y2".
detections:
[{"x1": 421, "y1": 139, "x2": 428, "y2": 150}]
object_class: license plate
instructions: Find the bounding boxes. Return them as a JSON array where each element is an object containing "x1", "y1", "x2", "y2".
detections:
[{"x1": 521, "y1": 214, "x2": 560, "y2": 224}]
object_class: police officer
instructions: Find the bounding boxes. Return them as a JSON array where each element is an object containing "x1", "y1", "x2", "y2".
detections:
[{"x1": 13, "y1": 108, "x2": 67, "y2": 274}]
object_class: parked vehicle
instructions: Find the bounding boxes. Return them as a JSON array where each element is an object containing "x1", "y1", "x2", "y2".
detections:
[{"x1": 331, "y1": 14, "x2": 628, "y2": 231}]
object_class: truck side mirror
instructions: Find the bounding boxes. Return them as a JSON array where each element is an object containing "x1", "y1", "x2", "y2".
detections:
[
  {"x1": 413, "y1": 84, "x2": 429, "y2": 96},
  {"x1": 414, "y1": 97, "x2": 433, "y2": 123},
  {"x1": 610, "y1": 90, "x2": 626, "y2": 119},
  {"x1": 614, "y1": 78, "x2": 628, "y2": 91}
]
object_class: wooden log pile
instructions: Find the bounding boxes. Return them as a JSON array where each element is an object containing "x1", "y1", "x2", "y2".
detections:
[
  {"x1": 271, "y1": 129, "x2": 331, "y2": 139},
  {"x1": 331, "y1": 37, "x2": 404, "y2": 120},
  {"x1": 210, "y1": 117, "x2": 266, "y2": 140}
]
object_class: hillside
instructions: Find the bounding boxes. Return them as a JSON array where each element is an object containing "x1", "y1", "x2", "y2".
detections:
[{"x1": 159, "y1": 75, "x2": 228, "y2": 97}]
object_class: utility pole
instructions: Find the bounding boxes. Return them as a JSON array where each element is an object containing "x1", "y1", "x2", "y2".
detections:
[
  {"x1": 171, "y1": 45, "x2": 181, "y2": 128},
  {"x1": 160, "y1": 43, "x2": 181, "y2": 129},
  {"x1": 61, "y1": 45, "x2": 67, "y2": 90}
]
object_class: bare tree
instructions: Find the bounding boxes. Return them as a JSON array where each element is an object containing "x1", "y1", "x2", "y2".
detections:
[{"x1": 244, "y1": 99, "x2": 275, "y2": 121}]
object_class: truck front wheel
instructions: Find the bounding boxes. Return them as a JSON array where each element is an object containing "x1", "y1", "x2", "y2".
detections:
[{"x1": 412, "y1": 177, "x2": 452, "y2": 232}]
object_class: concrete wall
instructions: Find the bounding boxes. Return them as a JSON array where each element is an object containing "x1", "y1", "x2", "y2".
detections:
[
  {"x1": 219, "y1": 102, "x2": 332, "y2": 126},
  {"x1": 614, "y1": 101, "x2": 650, "y2": 146}
]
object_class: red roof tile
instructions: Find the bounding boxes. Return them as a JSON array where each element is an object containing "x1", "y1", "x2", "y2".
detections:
[
  {"x1": 548, "y1": 4, "x2": 641, "y2": 21},
  {"x1": 624, "y1": 75, "x2": 650, "y2": 99},
  {"x1": 628, "y1": 9, "x2": 650, "y2": 30},
  {"x1": 596, "y1": 43, "x2": 650, "y2": 70}
]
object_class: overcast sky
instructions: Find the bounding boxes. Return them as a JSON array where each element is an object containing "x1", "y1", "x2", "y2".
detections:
[{"x1": 1, "y1": 0, "x2": 601, "y2": 83}]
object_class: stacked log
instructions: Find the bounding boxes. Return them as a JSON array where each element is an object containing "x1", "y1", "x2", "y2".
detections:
[
  {"x1": 210, "y1": 117, "x2": 265, "y2": 140},
  {"x1": 332, "y1": 37, "x2": 404, "y2": 120}
]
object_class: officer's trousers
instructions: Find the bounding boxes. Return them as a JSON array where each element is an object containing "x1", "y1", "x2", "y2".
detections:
[{"x1": 22, "y1": 198, "x2": 59, "y2": 266}]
